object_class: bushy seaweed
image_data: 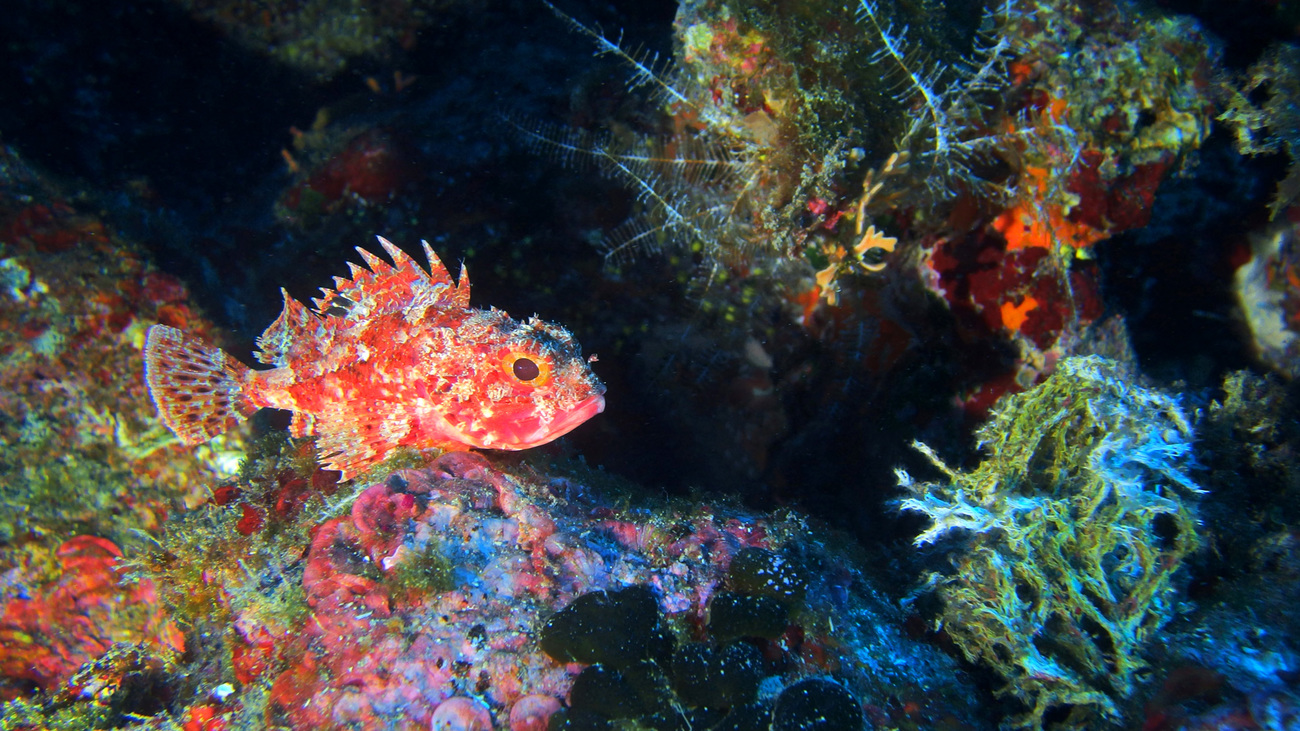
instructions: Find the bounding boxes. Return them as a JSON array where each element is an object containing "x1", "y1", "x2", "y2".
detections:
[
  {"x1": 898, "y1": 356, "x2": 1203, "y2": 729},
  {"x1": 1220, "y1": 43, "x2": 1300, "y2": 219}
]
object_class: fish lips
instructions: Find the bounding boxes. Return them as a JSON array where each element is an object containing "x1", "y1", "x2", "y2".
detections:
[{"x1": 489, "y1": 392, "x2": 606, "y2": 449}]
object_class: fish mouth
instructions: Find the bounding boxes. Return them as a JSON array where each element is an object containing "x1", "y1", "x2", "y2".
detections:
[
  {"x1": 525, "y1": 392, "x2": 605, "y2": 446},
  {"x1": 549, "y1": 393, "x2": 605, "y2": 437},
  {"x1": 495, "y1": 392, "x2": 604, "y2": 449}
]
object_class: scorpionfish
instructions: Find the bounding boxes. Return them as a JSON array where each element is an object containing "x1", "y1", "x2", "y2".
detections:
[{"x1": 144, "y1": 237, "x2": 605, "y2": 479}]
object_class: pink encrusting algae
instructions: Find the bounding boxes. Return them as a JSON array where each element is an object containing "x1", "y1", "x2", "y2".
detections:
[
  {"x1": 430, "y1": 696, "x2": 493, "y2": 730},
  {"x1": 244, "y1": 450, "x2": 800, "y2": 729},
  {"x1": 507, "y1": 695, "x2": 562, "y2": 731}
]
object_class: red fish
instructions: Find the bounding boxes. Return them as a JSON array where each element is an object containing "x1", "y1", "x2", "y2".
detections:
[{"x1": 144, "y1": 237, "x2": 605, "y2": 479}]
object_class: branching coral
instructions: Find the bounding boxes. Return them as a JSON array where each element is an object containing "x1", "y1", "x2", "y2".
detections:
[{"x1": 898, "y1": 356, "x2": 1203, "y2": 729}]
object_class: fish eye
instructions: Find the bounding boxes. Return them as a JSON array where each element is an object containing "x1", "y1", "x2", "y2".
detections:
[
  {"x1": 505, "y1": 352, "x2": 551, "y2": 386},
  {"x1": 513, "y1": 357, "x2": 539, "y2": 381}
]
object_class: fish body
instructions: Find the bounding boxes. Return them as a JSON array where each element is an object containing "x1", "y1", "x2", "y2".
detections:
[{"x1": 144, "y1": 237, "x2": 605, "y2": 479}]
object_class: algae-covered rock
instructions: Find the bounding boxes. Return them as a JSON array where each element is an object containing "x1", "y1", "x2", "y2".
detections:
[
  {"x1": 671, "y1": 642, "x2": 764, "y2": 708},
  {"x1": 708, "y1": 592, "x2": 790, "y2": 642},
  {"x1": 539, "y1": 585, "x2": 674, "y2": 668},
  {"x1": 771, "y1": 678, "x2": 864, "y2": 731},
  {"x1": 726, "y1": 547, "x2": 808, "y2": 606},
  {"x1": 899, "y1": 356, "x2": 1203, "y2": 729}
]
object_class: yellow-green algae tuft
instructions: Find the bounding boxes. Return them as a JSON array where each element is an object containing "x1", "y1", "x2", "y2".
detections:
[{"x1": 899, "y1": 356, "x2": 1203, "y2": 729}]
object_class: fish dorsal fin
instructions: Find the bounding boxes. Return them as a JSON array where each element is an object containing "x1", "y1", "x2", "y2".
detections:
[
  {"x1": 452, "y1": 259, "x2": 471, "y2": 309},
  {"x1": 311, "y1": 236, "x2": 469, "y2": 320},
  {"x1": 419, "y1": 239, "x2": 454, "y2": 285},
  {"x1": 424, "y1": 238, "x2": 471, "y2": 309},
  {"x1": 255, "y1": 288, "x2": 325, "y2": 367}
]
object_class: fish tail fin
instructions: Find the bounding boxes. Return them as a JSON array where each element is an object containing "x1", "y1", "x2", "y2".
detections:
[{"x1": 144, "y1": 324, "x2": 252, "y2": 444}]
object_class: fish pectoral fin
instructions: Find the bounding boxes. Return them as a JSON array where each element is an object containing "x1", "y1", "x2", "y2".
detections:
[
  {"x1": 311, "y1": 406, "x2": 410, "y2": 481},
  {"x1": 289, "y1": 411, "x2": 317, "y2": 439}
]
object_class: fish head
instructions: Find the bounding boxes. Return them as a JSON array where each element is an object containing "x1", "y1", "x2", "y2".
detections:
[{"x1": 440, "y1": 312, "x2": 605, "y2": 450}]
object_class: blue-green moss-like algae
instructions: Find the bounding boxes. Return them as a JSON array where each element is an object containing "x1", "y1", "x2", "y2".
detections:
[{"x1": 898, "y1": 356, "x2": 1203, "y2": 729}]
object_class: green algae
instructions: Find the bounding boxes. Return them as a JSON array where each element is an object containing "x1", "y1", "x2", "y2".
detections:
[
  {"x1": 671, "y1": 642, "x2": 764, "y2": 708},
  {"x1": 385, "y1": 534, "x2": 456, "y2": 599},
  {"x1": 771, "y1": 678, "x2": 864, "y2": 731},
  {"x1": 899, "y1": 356, "x2": 1204, "y2": 729}
]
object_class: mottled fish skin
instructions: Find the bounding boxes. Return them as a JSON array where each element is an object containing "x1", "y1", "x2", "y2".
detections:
[{"x1": 144, "y1": 236, "x2": 606, "y2": 479}]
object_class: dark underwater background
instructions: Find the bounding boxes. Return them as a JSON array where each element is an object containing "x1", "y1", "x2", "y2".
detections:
[{"x1": 1, "y1": 0, "x2": 1299, "y2": 729}]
